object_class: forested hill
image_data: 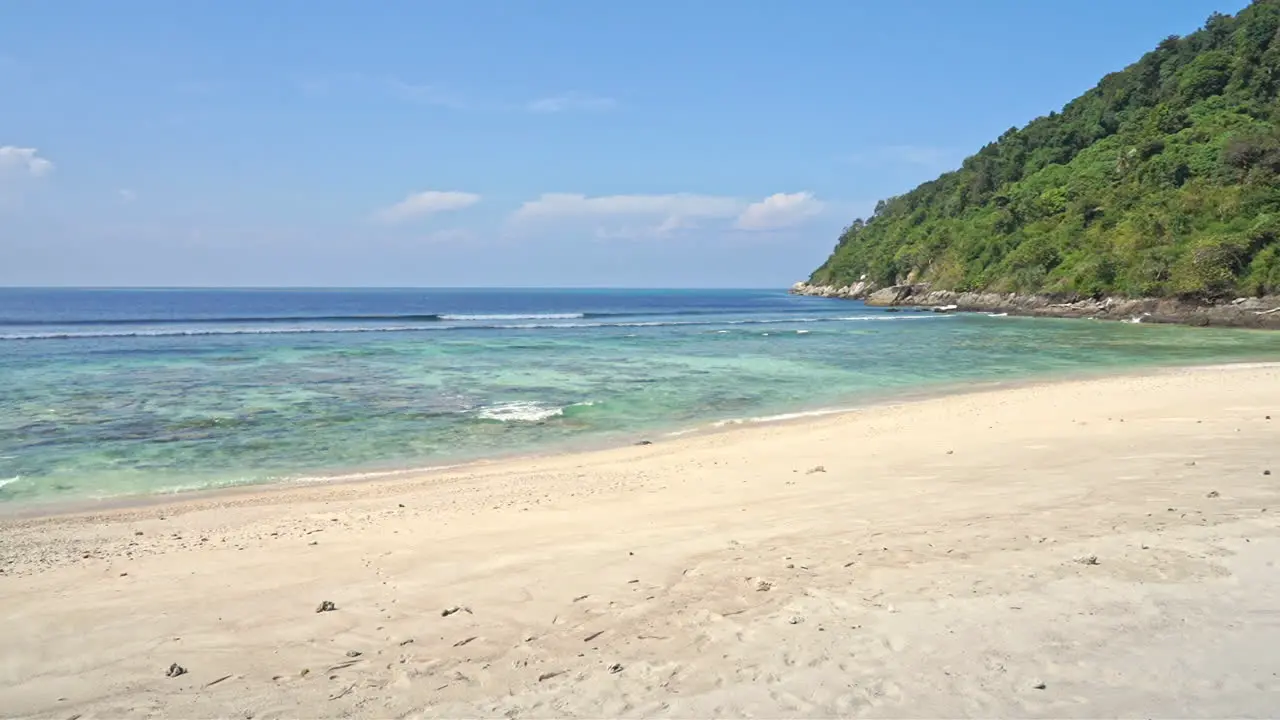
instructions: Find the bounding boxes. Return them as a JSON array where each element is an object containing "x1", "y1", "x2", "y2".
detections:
[{"x1": 811, "y1": 0, "x2": 1280, "y2": 300}]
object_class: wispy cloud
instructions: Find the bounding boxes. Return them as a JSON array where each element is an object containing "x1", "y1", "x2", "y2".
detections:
[
  {"x1": 526, "y1": 92, "x2": 617, "y2": 114},
  {"x1": 0, "y1": 146, "x2": 54, "y2": 178},
  {"x1": 383, "y1": 78, "x2": 466, "y2": 109},
  {"x1": 118, "y1": 188, "x2": 137, "y2": 203},
  {"x1": 512, "y1": 190, "x2": 826, "y2": 237},
  {"x1": 513, "y1": 192, "x2": 740, "y2": 233},
  {"x1": 735, "y1": 192, "x2": 824, "y2": 230},
  {"x1": 374, "y1": 190, "x2": 481, "y2": 224},
  {"x1": 300, "y1": 73, "x2": 465, "y2": 109}
]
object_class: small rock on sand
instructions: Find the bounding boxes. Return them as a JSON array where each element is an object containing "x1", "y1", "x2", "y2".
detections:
[
  {"x1": 1206, "y1": 490, "x2": 1220, "y2": 498},
  {"x1": 608, "y1": 663, "x2": 624, "y2": 674},
  {"x1": 805, "y1": 465, "x2": 826, "y2": 474},
  {"x1": 442, "y1": 606, "x2": 472, "y2": 617},
  {"x1": 634, "y1": 440, "x2": 653, "y2": 446},
  {"x1": 1033, "y1": 682, "x2": 1047, "y2": 690},
  {"x1": 1265, "y1": 470, "x2": 1272, "y2": 476},
  {"x1": 752, "y1": 578, "x2": 774, "y2": 592},
  {"x1": 1074, "y1": 555, "x2": 1100, "y2": 566},
  {"x1": 166, "y1": 663, "x2": 187, "y2": 678},
  {"x1": 345, "y1": 650, "x2": 362, "y2": 658},
  {"x1": 315, "y1": 600, "x2": 337, "y2": 613}
]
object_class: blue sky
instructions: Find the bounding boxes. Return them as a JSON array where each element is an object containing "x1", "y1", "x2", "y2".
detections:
[{"x1": 0, "y1": 0, "x2": 1249, "y2": 287}]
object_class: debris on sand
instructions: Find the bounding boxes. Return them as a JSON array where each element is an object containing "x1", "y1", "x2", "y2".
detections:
[
  {"x1": 166, "y1": 663, "x2": 187, "y2": 678},
  {"x1": 1206, "y1": 490, "x2": 1220, "y2": 498},
  {"x1": 1073, "y1": 555, "x2": 1100, "y2": 566},
  {"x1": 442, "y1": 606, "x2": 473, "y2": 617},
  {"x1": 752, "y1": 578, "x2": 774, "y2": 592},
  {"x1": 537, "y1": 670, "x2": 563, "y2": 682},
  {"x1": 608, "y1": 663, "x2": 624, "y2": 674},
  {"x1": 315, "y1": 600, "x2": 337, "y2": 613},
  {"x1": 634, "y1": 440, "x2": 653, "y2": 446},
  {"x1": 1033, "y1": 681, "x2": 1047, "y2": 690},
  {"x1": 805, "y1": 465, "x2": 826, "y2": 474},
  {"x1": 345, "y1": 650, "x2": 362, "y2": 658}
]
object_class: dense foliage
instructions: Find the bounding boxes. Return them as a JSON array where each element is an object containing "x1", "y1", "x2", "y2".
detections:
[{"x1": 811, "y1": 0, "x2": 1280, "y2": 299}]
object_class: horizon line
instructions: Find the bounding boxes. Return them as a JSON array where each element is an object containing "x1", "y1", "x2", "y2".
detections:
[{"x1": 0, "y1": 285, "x2": 789, "y2": 291}]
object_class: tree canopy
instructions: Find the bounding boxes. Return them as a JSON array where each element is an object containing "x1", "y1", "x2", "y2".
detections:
[{"x1": 810, "y1": 0, "x2": 1280, "y2": 300}]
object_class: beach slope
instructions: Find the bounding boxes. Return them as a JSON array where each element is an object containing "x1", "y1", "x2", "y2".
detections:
[{"x1": 3, "y1": 365, "x2": 1280, "y2": 718}]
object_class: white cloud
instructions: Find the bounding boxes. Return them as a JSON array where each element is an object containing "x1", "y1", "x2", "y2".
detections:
[
  {"x1": 526, "y1": 93, "x2": 617, "y2": 114},
  {"x1": 0, "y1": 146, "x2": 54, "y2": 178},
  {"x1": 513, "y1": 192, "x2": 742, "y2": 234},
  {"x1": 735, "y1": 192, "x2": 824, "y2": 230},
  {"x1": 512, "y1": 191, "x2": 828, "y2": 236},
  {"x1": 374, "y1": 190, "x2": 481, "y2": 224}
]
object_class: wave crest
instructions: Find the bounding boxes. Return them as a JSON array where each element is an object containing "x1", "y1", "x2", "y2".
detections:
[{"x1": 474, "y1": 401, "x2": 565, "y2": 422}]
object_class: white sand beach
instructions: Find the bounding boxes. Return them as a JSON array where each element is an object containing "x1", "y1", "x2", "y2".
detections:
[{"x1": 3, "y1": 364, "x2": 1280, "y2": 718}]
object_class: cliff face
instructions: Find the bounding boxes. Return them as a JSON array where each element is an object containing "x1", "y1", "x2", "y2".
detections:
[
  {"x1": 810, "y1": 1, "x2": 1280, "y2": 302},
  {"x1": 789, "y1": 281, "x2": 1280, "y2": 329}
]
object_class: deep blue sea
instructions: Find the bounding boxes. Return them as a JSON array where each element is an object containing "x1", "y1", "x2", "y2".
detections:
[{"x1": 3, "y1": 287, "x2": 1279, "y2": 505}]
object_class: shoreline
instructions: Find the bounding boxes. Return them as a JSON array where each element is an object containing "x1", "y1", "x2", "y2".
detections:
[
  {"x1": 790, "y1": 282, "x2": 1280, "y2": 329},
  {"x1": 4, "y1": 361, "x2": 1280, "y2": 717},
  {"x1": 5, "y1": 359, "x2": 1278, "y2": 524}
]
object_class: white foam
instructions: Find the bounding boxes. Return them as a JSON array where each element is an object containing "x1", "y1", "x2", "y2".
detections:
[
  {"x1": 796, "y1": 330, "x2": 811, "y2": 334},
  {"x1": 476, "y1": 401, "x2": 564, "y2": 422},
  {"x1": 289, "y1": 463, "x2": 469, "y2": 484},
  {"x1": 0, "y1": 475, "x2": 21, "y2": 489},
  {"x1": 1188, "y1": 361, "x2": 1280, "y2": 372},
  {"x1": 439, "y1": 313, "x2": 585, "y2": 321},
  {"x1": 0, "y1": 313, "x2": 949, "y2": 341},
  {"x1": 711, "y1": 406, "x2": 851, "y2": 427}
]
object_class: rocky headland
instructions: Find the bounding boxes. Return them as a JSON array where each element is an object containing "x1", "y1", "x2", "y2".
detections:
[{"x1": 790, "y1": 282, "x2": 1280, "y2": 330}]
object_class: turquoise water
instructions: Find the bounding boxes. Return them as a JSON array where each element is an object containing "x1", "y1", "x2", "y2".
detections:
[{"x1": 2, "y1": 288, "x2": 1279, "y2": 504}]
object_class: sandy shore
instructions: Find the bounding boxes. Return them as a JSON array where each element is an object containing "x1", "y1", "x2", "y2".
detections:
[{"x1": 3, "y1": 364, "x2": 1280, "y2": 718}]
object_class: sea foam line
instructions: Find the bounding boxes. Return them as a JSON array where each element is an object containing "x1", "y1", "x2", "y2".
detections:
[{"x1": 0, "y1": 314, "x2": 948, "y2": 341}]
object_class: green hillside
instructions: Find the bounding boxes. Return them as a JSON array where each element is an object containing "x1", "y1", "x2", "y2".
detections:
[{"x1": 811, "y1": 0, "x2": 1280, "y2": 300}]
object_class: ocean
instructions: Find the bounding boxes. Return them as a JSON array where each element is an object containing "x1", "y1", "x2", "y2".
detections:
[{"x1": 3, "y1": 287, "x2": 1279, "y2": 505}]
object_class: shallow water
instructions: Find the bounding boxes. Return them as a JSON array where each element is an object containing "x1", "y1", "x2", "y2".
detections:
[{"x1": 2, "y1": 288, "x2": 1279, "y2": 504}]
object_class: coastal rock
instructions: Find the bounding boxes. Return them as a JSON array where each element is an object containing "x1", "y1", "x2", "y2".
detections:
[{"x1": 787, "y1": 281, "x2": 1280, "y2": 330}]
